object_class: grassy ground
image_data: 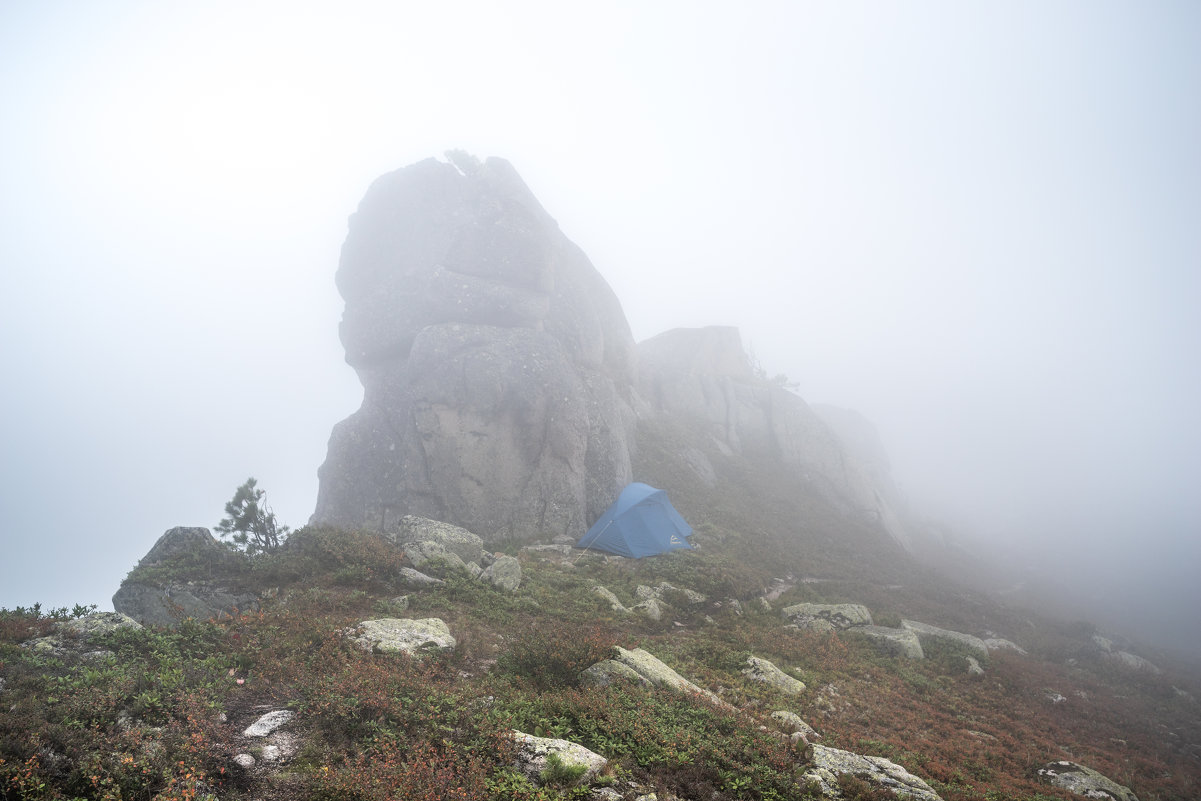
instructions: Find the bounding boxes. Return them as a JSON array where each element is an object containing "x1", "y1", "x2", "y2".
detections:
[{"x1": 2, "y1": 424, "x2": 1198, "y2": 800}]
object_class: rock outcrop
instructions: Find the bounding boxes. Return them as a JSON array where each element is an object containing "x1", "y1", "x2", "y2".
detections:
[
  {"x1": 743, "y1": 656, "x2": 806, "y2": 694},
  {"x1": 313, "y1": 153, "x2": 638, "y2": 543},
  {"x1": 802, "y1": 744, "x2": 942, "y2": 800},
  {"x1": 113, "y1": 527, "x2": 259, "y2": 627},
  {"x1": 348, "y1": 617, "x2": 456, "y2": 655},
  {"x1": 1036, "y1": 761, "x2": 1139, "y2": 801},
  {"x1": 782, "y1": 603, "x2": 874, "y2": 631},
  {"x1": 849, "y1": 626, "x2": 925, "y2": 659},
  {"x1": 900, "y1": 619, "x2": 989, "y2": 656},
  {"x1": 581, "y1": 646, "x2": 726, "y2": 707},
  {"x1": 22, "y1": 612, "x2": 142, "y2": 658},
  {"x1": 636, "y1": 326, "x2": 911, "y2": 548}
]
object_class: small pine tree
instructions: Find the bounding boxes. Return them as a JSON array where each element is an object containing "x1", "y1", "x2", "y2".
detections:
[{"x1": 215, "y1": 477, "x2": 289, "y2": 554}]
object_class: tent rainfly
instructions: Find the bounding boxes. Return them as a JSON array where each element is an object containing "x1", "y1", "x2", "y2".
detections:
[{"x1": 576, "y1": 482, "x2": 692, "y2": 558}]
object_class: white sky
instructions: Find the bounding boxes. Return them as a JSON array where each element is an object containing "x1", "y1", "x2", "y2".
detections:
[{"x1": 2, "y1": 1, "x2": 1199, "y2": 650}]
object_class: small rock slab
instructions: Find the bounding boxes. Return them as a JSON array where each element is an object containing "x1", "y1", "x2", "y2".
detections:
[
  {"x1": 512, "y1": 731, "x2": 607, "y2": 784},
  {"x1": 802, "y1": 744, "x2": 942, "y2": 801},
  {"x1": 743, "y1": 656, "x2": 805, "y2": 694},
  {"x1": 398, "y1": 567, "x2": 445, "y2": 586},
  {"x1": 848, "y1": 626, "x2": 924, "y2": 659},
  {"x1": 581, "y1": 647, "x2": 727, "y2": 707},
  {"x1": 900, "y1": 620, "x2": 988, "y2": 656},
  {"x1": 244, "y1": 710, "x2": 294, "y2": 738},
  {"x1": 781, "y1": 603, "x2": 873, "y2": 631},
  {"x1": 983, "y1": 638, "x2": 1027, "y2": 655},
  {"x1": 1037, "y1": 761, "x2": 1139, "y2": 801},
  {"x1": 350, "y1": 618, "x2": 456, "y2": 655}
]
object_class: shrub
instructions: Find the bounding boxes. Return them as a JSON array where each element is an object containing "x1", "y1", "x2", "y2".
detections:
[
  {"x1": 539, "y1": 752, "x2": 588, "y2": 787},
  {"x1": 498, "y1": 620, "x2": 618, "y2": 690}
]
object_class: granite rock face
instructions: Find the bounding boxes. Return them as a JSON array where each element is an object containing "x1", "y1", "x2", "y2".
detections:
[
  {"x1": 313, "y1": 153, "x2": 637, "y2": 542},
  {"x1": 636, "y1": 326, "x2": 910, "y2": 549}
]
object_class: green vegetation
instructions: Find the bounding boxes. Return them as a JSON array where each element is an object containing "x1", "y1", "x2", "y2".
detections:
[
  {"x1": 2, "y1": 431, "x2": 1198, "y2": 799},
  {"x1": 215, "y1": 477, "x2": 289, "y2": 554}
]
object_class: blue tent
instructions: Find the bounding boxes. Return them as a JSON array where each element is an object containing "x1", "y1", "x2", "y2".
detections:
[{"x1": 577, "y1": 482, "x2": 692, "y2": 558}]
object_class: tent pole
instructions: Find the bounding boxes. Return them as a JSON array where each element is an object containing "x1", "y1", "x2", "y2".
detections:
[{"x1": 574, "y1": 520, "x2": 614, "y2": 565}]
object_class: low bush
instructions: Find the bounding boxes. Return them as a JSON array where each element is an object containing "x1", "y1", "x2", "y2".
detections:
[{"x1": 498, "y1": 620, "x2": 619, "y2": 690}]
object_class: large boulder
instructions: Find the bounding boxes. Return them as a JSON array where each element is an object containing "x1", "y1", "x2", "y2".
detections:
[
  {"x1": 312, "y1": 153, "x2": 638, "y2": 543},
  {"x1": 393, "y1": 516, "x2": 486, "y2": 564},
  {"x1": 637, "y1": 326, "x2": 910, "y2": 549},
  {"x1": 112, "y1": 527, "x2": 258, "y2": 627}
]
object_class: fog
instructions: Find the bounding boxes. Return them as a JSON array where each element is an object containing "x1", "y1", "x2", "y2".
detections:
[{"x1": 2, "y1": 3, "x2": 1198, "y2": 656}]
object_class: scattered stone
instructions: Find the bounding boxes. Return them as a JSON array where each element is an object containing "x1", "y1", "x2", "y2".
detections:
[
  {"x1": 512, "y1": 731, "x2": 607, "y2": 784},
  {"x1": 726, "y1": 599, "x2": 744, "y2": 616},
  {"x1": 1092, "y1": 634, "x2": 1115, "y2": 652},
  {"x1": 802, "y1": 744, "x2": 942, "y2": 801},
  {"x1": 965, "y1": 656, "x2": 984, "y2": 676},
  {"x1": 259, "y1": 745, "x2": 281, "y2": 762},
  {"x1": 1173, "y1": 686, "x2": 1196, "y2": 703},
  {"x1": 233, "y1": 753, "x2": 256, "y2": 768},
  {"x1": 387, "y1": 595, "x2": 410, "y2": 611},
  {"x1": 743, "y1": 656, "x2": 806, "y2": 694},
  {"x1": 900, "y1": 620, "x2": 988, "y2": 656},
  {"x1": 349, "y1": 618, "x2": 456, "y2": 655},
  {"x1": 398, "y1": 567, "x2": 444, "y2": 586},
  {"x1": 848, "y1": 626, "x2": 924, "y2": 659},
  {"x1": 771, "y1": 710, "x2": 820, "y2": 740},
  {"x1": 243, "y1": 710, "x2": 294, "y2": 738},
  {"x1": 1036, "y1": 761, "x2": 1139, "y2": 801},
  {"x1": 1044, "y1": 690, "x2": 1067, "y2": 704},
  {"x1": 781, "y1": 603, "x2": 873, "y2": 631},
  {"x1": 482, "y1": 555, "x2": 523, "y2": 591},
  {"x1": 757, "y1": 597, "x2": 773, "y2": 612}
]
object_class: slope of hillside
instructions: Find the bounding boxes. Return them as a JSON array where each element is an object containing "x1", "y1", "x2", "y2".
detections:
[{"x1": 3, "y1": 434, "x2": 1198, "y2": 801}]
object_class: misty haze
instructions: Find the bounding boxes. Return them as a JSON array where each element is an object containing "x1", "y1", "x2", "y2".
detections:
[{"x1": 2, "y1": 3, "x2": 1199, "y2": 801}]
